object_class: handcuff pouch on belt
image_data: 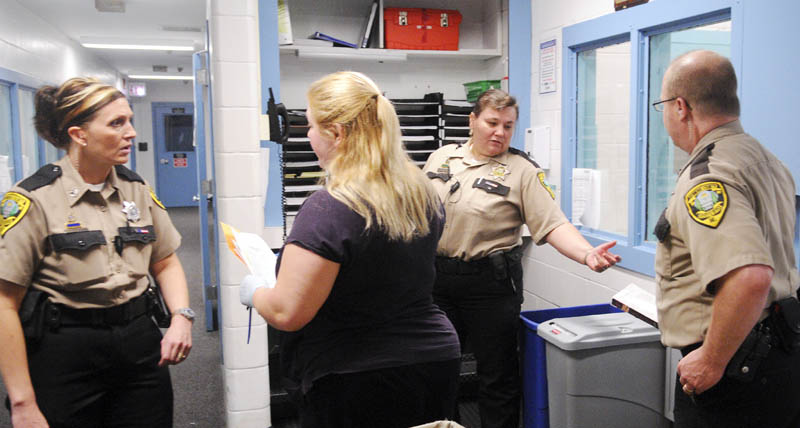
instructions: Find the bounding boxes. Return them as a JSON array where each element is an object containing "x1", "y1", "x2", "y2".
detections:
[
  {"x1": 18, "y1": 289, "x2": 51, "y2": 348},
  {"x1": 725, "y1": 321, "x2": 772, "y2": 383},
  {"x1": 145, "y1": 278, "x2": 171, "y2": 328},
  {"x1": 489, "y1": 247, "x2": 524, "y2": 294},
  {"x1": 768, "y1": 295, "x2": 800, "y2": 354},
  {"x1": 488, "y1": 252, "x2": 509, "y2": 281}
]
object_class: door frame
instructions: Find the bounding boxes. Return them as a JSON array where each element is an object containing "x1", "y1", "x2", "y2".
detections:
[{"x1": 151, "y1": 101, "x2": 198, "y2": 207}]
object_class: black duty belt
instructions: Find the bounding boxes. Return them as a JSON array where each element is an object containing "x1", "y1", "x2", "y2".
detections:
[
  {"x1": 51, "y1": 292, "x2": 150, "y2": 326},
  {"x1": 435, "y1": 246, "x2": 523, "y2": 276},
  {"x1": 680, "y1": 316, "x2": 775, "y2": 357},
  {"x1": 435, "y1": 255, "x2": 491, "y2": 275}
]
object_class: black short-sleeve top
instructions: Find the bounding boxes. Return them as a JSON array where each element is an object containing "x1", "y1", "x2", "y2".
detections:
[{"x1": 278, "y1": 189, "x2": 460, "y2": 394}]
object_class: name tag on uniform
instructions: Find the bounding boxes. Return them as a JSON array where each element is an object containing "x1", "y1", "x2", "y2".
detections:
[
  {"x1": 117, "y1": 225, "x2": 157, "y2": 243},
  {"x1": 426, "y1": 171, "x2": 452, "y2": 182},
  {"x1": 472, "y1": 178, "x2": 509, "y2": 196}
]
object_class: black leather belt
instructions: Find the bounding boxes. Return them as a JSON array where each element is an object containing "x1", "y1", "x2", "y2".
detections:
[
  {"x1": 680, "y1": 342, "x2": 702, "y2": 357},
  {"x1": 680, "y1": 316, "x2": 774, "y2": 357},
  {"x1": 52, "y1": 292, "x2": 150, "y2": 326},
  {"x1": 435, "y1": 247, "x2": 523, "y2": 275},
  {"x1": 435, "y1": 255, "x2": 491, "y2": 275}
]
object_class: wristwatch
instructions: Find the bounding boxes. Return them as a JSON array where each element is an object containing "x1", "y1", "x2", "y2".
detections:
[{"x1": 173, "y1": 307, "x2": 196, "y2": 322}]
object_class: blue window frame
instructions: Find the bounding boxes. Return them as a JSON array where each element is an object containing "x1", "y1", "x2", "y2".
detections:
[
  {"x1": 560, "y1": 0, "x2": 742, "y2": 276},
  {"x1": 0, "y1": 68, "x2": 49, "y2": 191}
]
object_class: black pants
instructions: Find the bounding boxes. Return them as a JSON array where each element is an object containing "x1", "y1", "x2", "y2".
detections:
[
  {"x1": 433, "y1": 263, "x2": 523, "y2": 428},
  {"x1": 20, "y1": 314, "x2": 173, "y2": 428},
  {"x1": 674, "y1": 344, "x2": 800, "y2": 427},
  {"x1": 299, "y1": 358, "x2": 460, "y2": 428}
]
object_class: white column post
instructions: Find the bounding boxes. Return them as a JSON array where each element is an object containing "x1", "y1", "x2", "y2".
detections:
[{"x1": 208, "y1": 0, "x2": 271, "y2": 426}]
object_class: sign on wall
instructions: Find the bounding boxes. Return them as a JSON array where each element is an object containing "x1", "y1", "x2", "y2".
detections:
[{"x1": 539, "y1": 39, "x2": 557, "y2": 94}]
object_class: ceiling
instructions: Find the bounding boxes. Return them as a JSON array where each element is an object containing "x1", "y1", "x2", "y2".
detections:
[{"x1": 19, "y1": 0, "x2": 207, "y2": 78}]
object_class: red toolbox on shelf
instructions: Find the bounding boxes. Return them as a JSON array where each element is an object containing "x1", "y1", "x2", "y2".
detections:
[{"x1": 384, "y1": 8, "x2": 462, "y2": 51}]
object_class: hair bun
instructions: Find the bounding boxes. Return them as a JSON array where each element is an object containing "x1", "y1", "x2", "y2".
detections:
[{"x1": 34, "y1": 86, "x2": 61, "y2": 145}]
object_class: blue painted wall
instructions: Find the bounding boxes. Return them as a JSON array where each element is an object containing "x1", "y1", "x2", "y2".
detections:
[
  {"x1": 509, "y1": 0, "x2": 532, "y2": 151},
  {"x1": 739, "y1": 0, "x2": 800, "y2": 192},
  {"x1": 258, "y1": 0, "x2": 284, "y2": 228}
]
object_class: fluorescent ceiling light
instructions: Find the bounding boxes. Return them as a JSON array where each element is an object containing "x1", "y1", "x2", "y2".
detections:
[
  {"x1": 128, "y1": 75, "x2": 194, "y2": 80},
  {"x1": 83, "y1": 42, "x2": 194, "y2": 51}
]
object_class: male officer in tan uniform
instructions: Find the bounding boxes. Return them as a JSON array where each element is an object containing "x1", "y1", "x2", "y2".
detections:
[{"x1": 654, "y1": 50, "x2": 800, "y2": 427}]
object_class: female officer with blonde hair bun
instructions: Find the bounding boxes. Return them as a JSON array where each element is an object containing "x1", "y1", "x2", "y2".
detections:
[
  {"x1": 0, "y1": 77, "x2": 192, "y2": 427},
  {"x1": 240, "y1": 71, "x2": 461, "y2": 428}
]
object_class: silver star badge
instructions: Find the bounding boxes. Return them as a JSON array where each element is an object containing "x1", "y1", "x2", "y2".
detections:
[{"x1": 122, "y1": 201, "x2": 140, "y2": 222}]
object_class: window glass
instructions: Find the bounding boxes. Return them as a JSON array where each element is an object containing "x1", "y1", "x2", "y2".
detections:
[
  {"x1": 646, "y1": 21, "x2": 731, "y2": 242},
  {"x1": 165, "y1": 114, "x2": 194, "y2": 152},
  {"x1": 19, "y1": 88, "x2": 38, "y2": 176},
  {"x1": 0, "y1": 84, "x2": 13, "y2": 194},
  {"x1": 576, "y1": 41, "x2": 631, "y2": 236}
]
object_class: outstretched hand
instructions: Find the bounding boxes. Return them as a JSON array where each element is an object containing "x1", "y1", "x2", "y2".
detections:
[{"x1": 585, "y1": 241, "x2": 621, "y2": 272}]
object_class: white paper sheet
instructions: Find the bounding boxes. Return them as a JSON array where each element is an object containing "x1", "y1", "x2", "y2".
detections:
[{"x1": 571, "y1": 168, "x2": 602, "y2": 229}]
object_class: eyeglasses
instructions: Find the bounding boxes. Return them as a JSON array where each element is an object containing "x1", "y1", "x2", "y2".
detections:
[{"x1": 652, "y1": 97, "x2": 678, "y2": 112}]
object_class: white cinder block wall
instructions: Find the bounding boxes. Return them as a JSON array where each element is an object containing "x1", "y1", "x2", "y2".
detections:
[
  {"x1": 208, "y1": 0, "x2": 271, "y2": 426},
  {"x1": 521, "y1": 0, "x2": 658, "y2": 313}
]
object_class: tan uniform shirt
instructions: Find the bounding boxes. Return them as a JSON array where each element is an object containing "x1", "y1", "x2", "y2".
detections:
[
  {"x1": 0, "y1": 157, "x2": 181, "y2": 308},
  {"x1": 655, "y1": 120, "x2": 799, "y2": 348},
  {"x1": 422, "y1": 141, "x2": 567, "y2": 260}
]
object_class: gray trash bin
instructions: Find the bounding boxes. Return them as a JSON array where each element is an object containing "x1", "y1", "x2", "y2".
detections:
[{"x1": 537, "y1": 312, "x2": 670, "y2": 428}]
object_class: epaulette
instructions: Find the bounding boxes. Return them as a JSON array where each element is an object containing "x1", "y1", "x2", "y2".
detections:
[
  {"x1": 690, "y1": 143, "x2": 715, "y2": 179},
  {"x1": 114, "y1": 165, "x2": 145, "y2": 184},
  {"x1": 508, "y1": 147, "x2": 541, "y2": 168},
  {"x1": 18, "y1": 164, "x2": 62, "y2": 191}
]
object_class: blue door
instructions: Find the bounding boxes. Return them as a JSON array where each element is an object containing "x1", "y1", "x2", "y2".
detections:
[{"x1": 153, "y1": 102, "x2": 198, "y2": 207}]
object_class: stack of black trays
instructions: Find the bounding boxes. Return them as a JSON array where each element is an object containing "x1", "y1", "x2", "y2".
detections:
[
  {"x1": 281, "y1": 110, "x2": 324, "y2": 232},
  {"x1": 442, "y1": 99, "x2": 473, "y2": 146},
  {"x1": 280, "y1": 93, "x2": 473, "y2": 233},
  {"x1": 391, "y1": 92, "x2": 443, "y2": 168}
]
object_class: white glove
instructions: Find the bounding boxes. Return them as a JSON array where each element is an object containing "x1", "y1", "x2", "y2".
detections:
[{"x1": 240, "y1": 274, "x2": 269, "y2": 307}]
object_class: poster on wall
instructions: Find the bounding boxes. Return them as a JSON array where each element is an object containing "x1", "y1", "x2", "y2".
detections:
[{"x1": 539, "y1": 39, "x2": 557, "y2": 94}]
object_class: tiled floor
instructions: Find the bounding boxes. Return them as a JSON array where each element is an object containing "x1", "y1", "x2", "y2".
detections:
[{"x1": 271, "y1": 399, "x2": 482, "y2": 428}]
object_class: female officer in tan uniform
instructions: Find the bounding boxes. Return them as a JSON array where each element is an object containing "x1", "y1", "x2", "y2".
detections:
[
  {"x1": 0, "y1": 77, "x2": 193, "y2": 427},
  {"x1": 422, "y1": 89, "x2": 620, "y2": 428}
]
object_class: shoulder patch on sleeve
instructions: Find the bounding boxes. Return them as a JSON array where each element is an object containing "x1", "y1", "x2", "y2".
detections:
[
  {"x1": 684, "y1": 180, "x2": 727, "y2": 228},
  {"x1": 18, "y1": 164, "x2": 61, "y2": 191},
  {"x1": 114, "y1": 165, "x2": 145, "y2": 184},
  {"x1": 149, "y1": 187, "x2": 166, "y2": 210},
  {"x1": 537, "y1": 172, "x2": 556, "y2": 200},
  {"x1": 508, "y1": 147, "x2": 541, "y2": 168},
  {"x1": 0, "y1": 192, "x2": 32, "y2": 236}
]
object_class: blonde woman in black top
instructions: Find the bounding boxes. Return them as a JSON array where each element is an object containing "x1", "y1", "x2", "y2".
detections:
[{"x1": 241, "y1": 71, "x2": 460, "y2": 428}]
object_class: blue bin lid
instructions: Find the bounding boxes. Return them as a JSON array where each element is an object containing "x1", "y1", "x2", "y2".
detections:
[{"x1": 536, "y1": 312, "x2": 661, "y2": 351}]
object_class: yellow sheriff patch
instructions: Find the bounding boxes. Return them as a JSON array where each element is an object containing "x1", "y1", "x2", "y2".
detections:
[
  {"x1": 684, "y1": 181, "x2": 727, "y2": 228},
  {"x1": 149, "y1": 187, "x2": 166, "y2": 210},
  {"x1": 537, "y1": 172, "x2": 556, "y2": 200},
  {"x1": 0, "y1": 192, "x2": 31, "y2": 237}
]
